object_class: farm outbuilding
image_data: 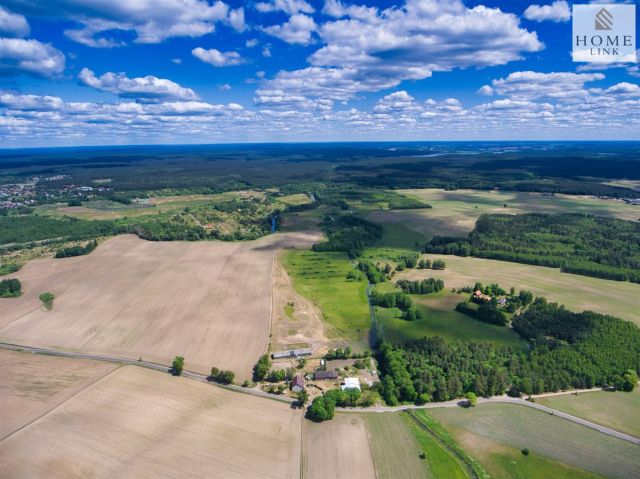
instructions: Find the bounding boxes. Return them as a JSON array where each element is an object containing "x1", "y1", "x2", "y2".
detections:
[
  {"x1": 314, "y1": 370, "x2": 339, "y2": 380},
  {"x1": 271, "y1": 348, "x2": 312, "y2": 360}
]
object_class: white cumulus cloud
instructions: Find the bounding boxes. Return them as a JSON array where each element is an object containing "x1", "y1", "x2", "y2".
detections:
[
  {"x1": 0, "y1": 6, "x2": 29, "y2": 37},
  {"x1": 192, "y1": 47, "x2": 245, "y2": 67},
  {"x1": 263, "y1": 13, "x2": 316, "y2": 45},
  {"x1": 524, "y1": 1, "x2": 570, "y2": 23},
  {"x1": 0, "y1": 38, "x2": 65, "y2": 77},
  {"x1": 255, "y1": 0, "x2": 314, "y2": 15},
  {"x1": 78, "y1": 68, "x2": 198, "y2": 101}
]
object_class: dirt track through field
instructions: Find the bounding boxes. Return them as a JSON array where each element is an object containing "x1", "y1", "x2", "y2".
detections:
[{"x1": 0, "y1": 233, "x2": 318, "y2": 380}]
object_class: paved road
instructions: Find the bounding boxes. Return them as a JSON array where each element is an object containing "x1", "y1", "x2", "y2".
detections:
[
  {"x1": 338, "y1": 395, "x2": 640, "y2": 445},
  {"x1": 0, "y1": 341, "x2": 296, "y2": 405},
  {"x1": 2, "y1": 341, "x2": 638, "y2": 445}
]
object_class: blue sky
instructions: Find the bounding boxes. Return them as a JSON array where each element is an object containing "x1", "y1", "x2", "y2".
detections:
[{"x1": 0, "y1": 0, "x2": 638, "y2": 147}]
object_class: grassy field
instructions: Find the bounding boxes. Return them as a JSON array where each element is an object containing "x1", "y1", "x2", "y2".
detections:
[
  {"x1": 537, "y1": 390, "x2": 640, "y2": 438},
  {"x1": 368, "y1": 189, "x2": 640, "y2": 240},
  {"x1": 0, "y1": 232, "x2": 318, "y2": 380},
  {"x1": 363, "y1": 412, "x2": 427, "y2": 479},
  {"x1": 377, "y1": 290, "x2": 526, "y2": 349},
  {"x1": 431, "y1": 403, "x2": 639, "y2": 479},
  {"x1": 0, "y1": 366, "x2": 302, "y2": 479},
  {"x1": 398, "y1": 255, "x2": 640, "y2": 325},
  {"x1": 400, "y1": 412, "x2": 470, "y2": 479},
  {"x1": 280, "y1": 250, "x2": 370, "y2": 346}
]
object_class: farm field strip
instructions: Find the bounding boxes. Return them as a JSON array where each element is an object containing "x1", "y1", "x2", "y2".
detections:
[{"x1": 303, "y1": 414, "x2": 376, "y2": 479}]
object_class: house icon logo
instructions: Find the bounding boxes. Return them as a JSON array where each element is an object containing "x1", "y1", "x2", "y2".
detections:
[{"x1": 595, "y1": 8, "x2": 613, "y2": 30}]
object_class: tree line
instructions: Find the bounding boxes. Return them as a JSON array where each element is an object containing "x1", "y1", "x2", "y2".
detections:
[
  {"x1": 55, "y1": 240, "x2": 98, "y2": 258},
  {"x1": 424, "y1": 213, "x2": 640, "y2": 283},
  {"x1": 397, "y1": 278, "x2": 444, "y2": 295}
]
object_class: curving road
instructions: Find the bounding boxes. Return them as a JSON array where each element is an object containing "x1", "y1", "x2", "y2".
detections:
[
  {"x1": 337, "y1": 396, "x2": 640, "y2": 445},
  {"x1": 2, "y1": 341, "x2": 638, "y2": 445}
]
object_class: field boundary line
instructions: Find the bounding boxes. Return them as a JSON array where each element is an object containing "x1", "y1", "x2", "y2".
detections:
[
  {"x1": 0, "y1": 365, "x2": 122, "y2": 443},
  {"x1": 403, "y1": 410, "x2": 480, "y2": 479}
]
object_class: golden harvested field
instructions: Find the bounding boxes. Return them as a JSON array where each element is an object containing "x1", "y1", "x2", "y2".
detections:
[
  {"x1": 399, "y1": 254, "x2": 640, "y2": 325},
  {"x1": 0, "y1": 232, "x2": 318, "y2": 379},
  {"x1": 0, "y1": 366, "x2": 302, "y2": 479},
  {"x1": 0, "y1": 349, "x2": 117, "y2": 440},
  {"x1": 303, "y1": 414, "x2": 376, "y2": 479},
  {"x1": 369, "y1": 188, "x2": 640, "y2": 239}
]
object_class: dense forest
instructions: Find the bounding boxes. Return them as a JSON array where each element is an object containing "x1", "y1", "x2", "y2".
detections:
[
  {"x1": 370, "y1": 290, "x2": 422, "y2": 321},
  {"x1": 377, "y1": 299, "x2": 640, "y2": 405},
  {"x1": 312, "y1": 215, "x2": 383, "y2": 258},
  {"x1": 425, "y1": 213, "x2": 640, "y2": 283},
  {"x1": 0, "y1": 215, "x2": 122, "y2": 245}
]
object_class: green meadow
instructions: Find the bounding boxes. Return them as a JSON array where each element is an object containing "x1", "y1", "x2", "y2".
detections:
[
  {"x1": 280, "y1": 250, "x2": 370, "y2": 346},
  {"x1": 375, "y1": 288, "x2": 526, "y2": 349},
  {"x1": 431, "y1": 404, "x2": 639, "y2": 479}
]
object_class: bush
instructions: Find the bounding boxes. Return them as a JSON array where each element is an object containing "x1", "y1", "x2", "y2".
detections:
[
  {"x1": 171, "y1": 356, "x2": 184, "y2": 376},
  {"x1": 253, "y1": 354, "x2": 271, "y2": 381},
  {"x1": 522, "y1": 448, "x2": 530, "y2": 456},
  {"x1": 39, "y1": 291, "x2": 55, "y2": 310},
  {"x1": 208, "y1": 367, "x2": 235, "y2": 384},
  {"x1": 0, "y1": 278, "x2": 22, "y2": 298}
]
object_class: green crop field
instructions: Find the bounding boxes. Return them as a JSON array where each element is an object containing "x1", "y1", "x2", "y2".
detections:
[
  {"x1": 368, "y1": 189, "x2": 640, "y2": 240},
  {"x1": 363, "y1": 413, "x2": 427, "y2": 479},
  {"x1": 537, "y1": 390, "x2": 640, "y2": 438},
  {"x1": 431, "y1": 404, "x2": 640, "y2": 479},
  {"x1": 401, "y1": 412, "x2": 471, "y2": 479},
  {"x1": 377, "y1": 290, "x2": 526, "y2": 349},
  {"x1": 397, "y1": 255, "x2": 640, "y2": 325},
  {"x1": 280, "y1": 250, "x2": 370, "y2": 346}
]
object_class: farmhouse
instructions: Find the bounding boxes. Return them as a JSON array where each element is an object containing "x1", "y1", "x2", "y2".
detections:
[
  {"x1": 314, "y1": 370, "x2": 339, "y2": 380},
  {"x1": 271, "y1": 348, "x2": 312, "y2": 360},
  {"x1": 473, "y1": 290, "x2": 491, "y2": 301},
  {"x1": 291, "y1": 375, "x2": 305, "y2": 393},
  {"x1": 341, "y1": 377, "x2": 361, "y2": 391}
]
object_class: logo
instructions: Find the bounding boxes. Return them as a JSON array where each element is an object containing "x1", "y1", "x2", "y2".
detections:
[
  {"x1": 595, "y1": 8, "x2": 612, "y2": 31},
  {"x1": 573, "y1": 4, "x2": 636, "y2": 63}
]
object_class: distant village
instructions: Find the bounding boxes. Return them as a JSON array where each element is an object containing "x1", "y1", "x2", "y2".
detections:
[{"x1": 0, "y1": 175, "x2": 110, "y2": 210}]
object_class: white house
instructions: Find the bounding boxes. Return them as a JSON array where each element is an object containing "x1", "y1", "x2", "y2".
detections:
[{"x1": 341, "y1": 377, "x2": 361, "y2": 391}]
